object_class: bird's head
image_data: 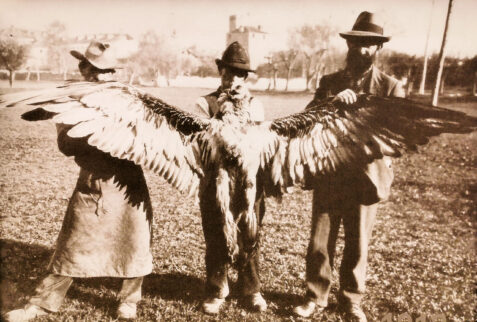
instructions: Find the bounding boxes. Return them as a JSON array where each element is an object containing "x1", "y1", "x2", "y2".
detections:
[{"x1": 216, "y1": 79, "x2": 252, "y2": 123}]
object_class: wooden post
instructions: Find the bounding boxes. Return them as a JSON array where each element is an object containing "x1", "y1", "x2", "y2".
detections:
[
  {"x1": 419, "y1": 0, "x2": 435, "y2": 95},
  {"x1": 431, "y1": 0, "x2": 453, "y2": 106}
]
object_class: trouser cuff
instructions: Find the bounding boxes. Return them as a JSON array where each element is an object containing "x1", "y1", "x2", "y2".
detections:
[
  {"x1": 337, "y1": 290, "x2": 363, "y2": 308},
  {"x1": 305, "y1": 290, "x2": 328, "y2": 307}
]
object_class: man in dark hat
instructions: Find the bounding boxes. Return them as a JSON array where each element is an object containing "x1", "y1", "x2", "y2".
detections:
[
  {"x1": 4, "y1": 41, "x2": 153, "y2": 322},
  {"x1": 293, "y1": 12, "x2": 404, "y2": 321},
  {"x1": 193, "y1": 41, "x2": 267, "y2": 315}
]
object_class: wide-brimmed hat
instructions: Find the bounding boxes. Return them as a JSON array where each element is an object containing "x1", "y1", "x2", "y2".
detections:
[
  {"x1": 70, "y1": 41, "x2": 122, "y2": 70},
  {"x1": 215, "y1": 41, "x2": 255, "y2": 73},
  {"x1": 339, "y1": 11, "x2": 391, "y2": 43}
]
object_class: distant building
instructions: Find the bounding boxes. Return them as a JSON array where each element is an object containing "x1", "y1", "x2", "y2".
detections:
[
  {"x1": 226, "y1": 15, "x2": 270, "y2": 69},
  {"x1": 1, "y1": 27, "x2": 137, "y2": 73}
]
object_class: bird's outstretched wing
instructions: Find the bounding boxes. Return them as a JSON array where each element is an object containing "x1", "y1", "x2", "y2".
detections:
[
  {"x1": 6, "y1": 81, "x2": 211, "y2": 196},
  {"x1": 260, "y1": 95, "x2": 477, "y2": 191}
]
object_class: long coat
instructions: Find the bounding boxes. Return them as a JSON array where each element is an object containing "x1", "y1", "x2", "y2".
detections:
[
  {"x1": 47, "y1": 125, "x2": 153, "y2": 278},
  {"x1": 310, "y1": 65, "x2": 405, "y2": 204}
]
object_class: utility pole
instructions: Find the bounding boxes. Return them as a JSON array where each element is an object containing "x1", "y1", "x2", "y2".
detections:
[
  {"x1": 419, "y1": 0, "x2": 435, "y2": 95},
  {"x1": 431, "y1": 0, "x2": 453, "y2": 106}
]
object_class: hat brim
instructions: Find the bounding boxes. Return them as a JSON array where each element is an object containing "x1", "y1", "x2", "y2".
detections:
[
  {"x1": 88, "y1": 58, "x2": 124, "y2": 70},
  {"x1": 70, "y1": 50, "x2": 86, "y2": 61},
  {"x1": 71, "y1": 50, "x2": 123, "y2": 70},
  {"x1": 215, "y1": 59, "x2": 255, "y2": 73},
  {"x1": 339, "y1": 31, "x2": 391, "y2": 43}
]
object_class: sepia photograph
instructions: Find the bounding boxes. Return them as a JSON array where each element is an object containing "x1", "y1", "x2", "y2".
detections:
[{"x1": 0, "y1": 0, "x2": 475, "y2": 321}]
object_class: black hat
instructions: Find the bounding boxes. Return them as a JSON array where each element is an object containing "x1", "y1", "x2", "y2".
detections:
[
  {"x1": 215, "y1": 41, "x2": 255, "y2": 73},
  {"x1": 70, "y1": 41, "x2": 123, "y2": 69},
  {"x1": 339, "y1": 11, "x2": 391, "y2": 43}
]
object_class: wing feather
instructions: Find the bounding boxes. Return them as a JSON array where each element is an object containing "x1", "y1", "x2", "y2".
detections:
[
  {"x1": 10, "y1": 81, "x2": 210, "y2": 195},
  {"x1": 262, "y1": 94, "x2": 477, "y2": 191}
]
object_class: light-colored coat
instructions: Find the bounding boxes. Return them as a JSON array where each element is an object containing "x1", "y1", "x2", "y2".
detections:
[{"x1": 48, "y1": 125, "x2": 153, "y2": 277}]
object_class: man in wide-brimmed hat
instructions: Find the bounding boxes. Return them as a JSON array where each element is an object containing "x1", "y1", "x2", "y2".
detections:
[
  {"x1": 293, "y1": 12, "x2": 404, "y2": 321},
  {"x1": 194, "y1": 41, "x2": 267, "y2": 315},
  {"x1": 70, "y1": 41, "x2": 122, "y2": 81},
  {"x1": 4, "y1": 41, "x2": 153, "y2": 322}
]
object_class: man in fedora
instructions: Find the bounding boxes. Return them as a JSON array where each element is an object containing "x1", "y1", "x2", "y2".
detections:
[
  {"x1": 4, "y1": 41, "x2": 153, "y2": 321},
  {"x1": 193, "y1": 41, "x2": 267, "y2": 315},
  {"x1": 293, "y1": 11, "x2": 404, "y2": 321}
]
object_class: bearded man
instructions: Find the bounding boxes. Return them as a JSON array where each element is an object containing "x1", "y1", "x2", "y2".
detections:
[{"x1": 294, "y1": 11, "x2": 405, "y2": 321}]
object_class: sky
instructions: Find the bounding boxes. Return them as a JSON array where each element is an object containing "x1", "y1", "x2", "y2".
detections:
[{"x1": 1, "y1": 0, "x2": 475, "y2": 58}]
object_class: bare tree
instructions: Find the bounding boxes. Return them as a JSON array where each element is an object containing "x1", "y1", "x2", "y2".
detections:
[
  {"x1": 127, "y1": 30, "x2": 162, "y2": 85},
  {"x1": 277, "y1": 49, "x2": 298, "y2": 91},
  {"x1": 45, "y1": 21, "x2": 69, "y2": 79},
  {"x1": 432, "y1": 0, "x2": 453, "y2": 106},
  {"x1": 291, "y1": 24, "x2": 334, "y2": 91},
  {"x1": 127, "y1": 30, "x2": 181, "y2": 86},
  {"x1": 0, "y1": 37, "x2": 28, "y2": 87}
]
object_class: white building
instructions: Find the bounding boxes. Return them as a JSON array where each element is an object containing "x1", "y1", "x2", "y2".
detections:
[{"x1": 226, "y1": 15, "x2": 270, "y2": 69}]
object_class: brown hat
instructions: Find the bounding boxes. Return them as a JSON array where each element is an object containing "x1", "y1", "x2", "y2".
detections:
[
  {"x1": 339, "y1": 11, "x2": 391, "y2": 43},
  {"x1": 70, "y1": 41, "x2": 122, "y2": 70},
  {"x1": 215, "y1": 41, "x2": 255, "y2": 72}
]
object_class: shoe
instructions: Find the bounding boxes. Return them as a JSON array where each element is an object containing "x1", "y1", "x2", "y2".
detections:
[
  {"x1": 293, "y1": 300, "x2": 317, "y2": 318},
  {"x1": 249, "y1": 292, "x2": 267, "y2": 312},
  {"x1": 340, "y1": 303, "x2": 367, "y2": 322},
  {"x1": 202, "y1": 297, "x2": 225, "y2": 315},
  {"x1": 117, "y1": 302, "x2": 137, "y2": 320},
  {"x1": 3, "y1": 304, "x2": 48, "y2": 322}
]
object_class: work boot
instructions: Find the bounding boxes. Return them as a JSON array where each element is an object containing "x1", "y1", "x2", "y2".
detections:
[
  {"x1": 202, "y1": 297, "x2": 225, "y2": 315},
  {"x1": 293, "y1": 300, "x2": 324, "y2": 318},
  {"x1": 248, "y1": 292, "x2": 267, "y2": 312},
  {"x1": 3, "y1": 304, "x2": 49, "y2": 322},
  {"x1": 117, "y1": 302, "x2": 137, "y2": 320},
  {"x1": 340, "y1": 303, "x2": 367, "y2": 322}
]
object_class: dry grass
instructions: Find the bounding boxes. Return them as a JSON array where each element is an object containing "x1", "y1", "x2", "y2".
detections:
[{"x1": 0, "y1": 83, "x2": 475, "y2": 321}]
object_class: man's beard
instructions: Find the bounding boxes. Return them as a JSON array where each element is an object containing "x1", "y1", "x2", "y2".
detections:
[{"x1": 346, "y1": 49, "x2": 375, "y2": 75}]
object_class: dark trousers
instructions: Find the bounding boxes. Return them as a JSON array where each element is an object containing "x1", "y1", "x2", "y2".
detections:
[
  {"x1": 29, "y1": 274, "x2": 143, "y2": 312},
  {"x1": 305, "y1": 172, "x2": 379, "y2": 308},
  {"x1": 199, "y1": 176, "x2": 265, "y2": 299}
]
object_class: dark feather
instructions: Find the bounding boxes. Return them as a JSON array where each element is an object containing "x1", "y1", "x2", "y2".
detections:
[
  {"x1": 272, "y1": 94, "x2": 477, "y2": 152},
  {"x1": 21, "y1": 108, "x2": 58, "y2": 121}
]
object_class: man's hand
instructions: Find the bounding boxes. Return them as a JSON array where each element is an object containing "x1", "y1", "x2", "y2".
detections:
[{"x1": 333, "y1": 89, "x2": 357, "y2": 105}]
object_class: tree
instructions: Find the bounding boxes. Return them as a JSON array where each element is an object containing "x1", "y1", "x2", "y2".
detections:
[
  {"x1": 126, "y1": 30, "x2": 161, "y2": 85},
  {"x1": 45, "y1": 21, "x2": 69, "y2": 80},
  {"x1": 184, "y1": 46, "x2": 218, "y2": 77},
  {"x1": 127, "y1": 30, "x2": 181, "y2": 86},
  {"x1": 378, "y1": 50, "x2": 421, "y2": 95},
  {"x1": 432, "y1": 0, "x2": 453, "y2": 106},
  {"x1": 291, "y1": 24, "x2": 334, "y2": 90},
  {"x1": 467, "y1": 56, "x2": 477, "y2": 96},
  {"x1": 277, "y1": 49, "x2": 298, "y2": 91},
  {"x1": 267, "y1": 58, "x2": 278, "y2": 91},
  {"x1": 0, "y1": 37, "x2": 28, "y2": 87}
]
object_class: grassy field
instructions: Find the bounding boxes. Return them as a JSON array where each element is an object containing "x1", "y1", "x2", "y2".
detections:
[{"x1": 0, "y1": 82, "x2": 476, "y2": 321}]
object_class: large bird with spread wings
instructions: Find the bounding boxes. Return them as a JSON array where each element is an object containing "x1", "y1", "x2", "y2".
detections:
[{"x1": 3, "y1": 80, "x2": 477, "y2": 258}]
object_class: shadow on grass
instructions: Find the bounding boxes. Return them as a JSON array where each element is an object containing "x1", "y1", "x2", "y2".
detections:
[
  {"x1": 1, "y1": 239, "x2": 53, "y2": 310},
  {"x1": 262, "y1": 290, "x2": 303, "y2": 317},
  {"x1": 0, "y1": 239, "x2": 205, "y2": 312},
  {"x1": 142, "y1": 273, "x2": 204, "y2": 302},
  {"x1": 261, "y1": 290, "x2": 341, "y2": 318}
]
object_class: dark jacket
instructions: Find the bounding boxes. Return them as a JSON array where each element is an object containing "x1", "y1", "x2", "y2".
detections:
[
  {"x1": 312, "y1": 65, "x2": 405, "y2": 102},
  {"x1": 309, "y1": 65, "x2": 405, "y2": 205}
]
